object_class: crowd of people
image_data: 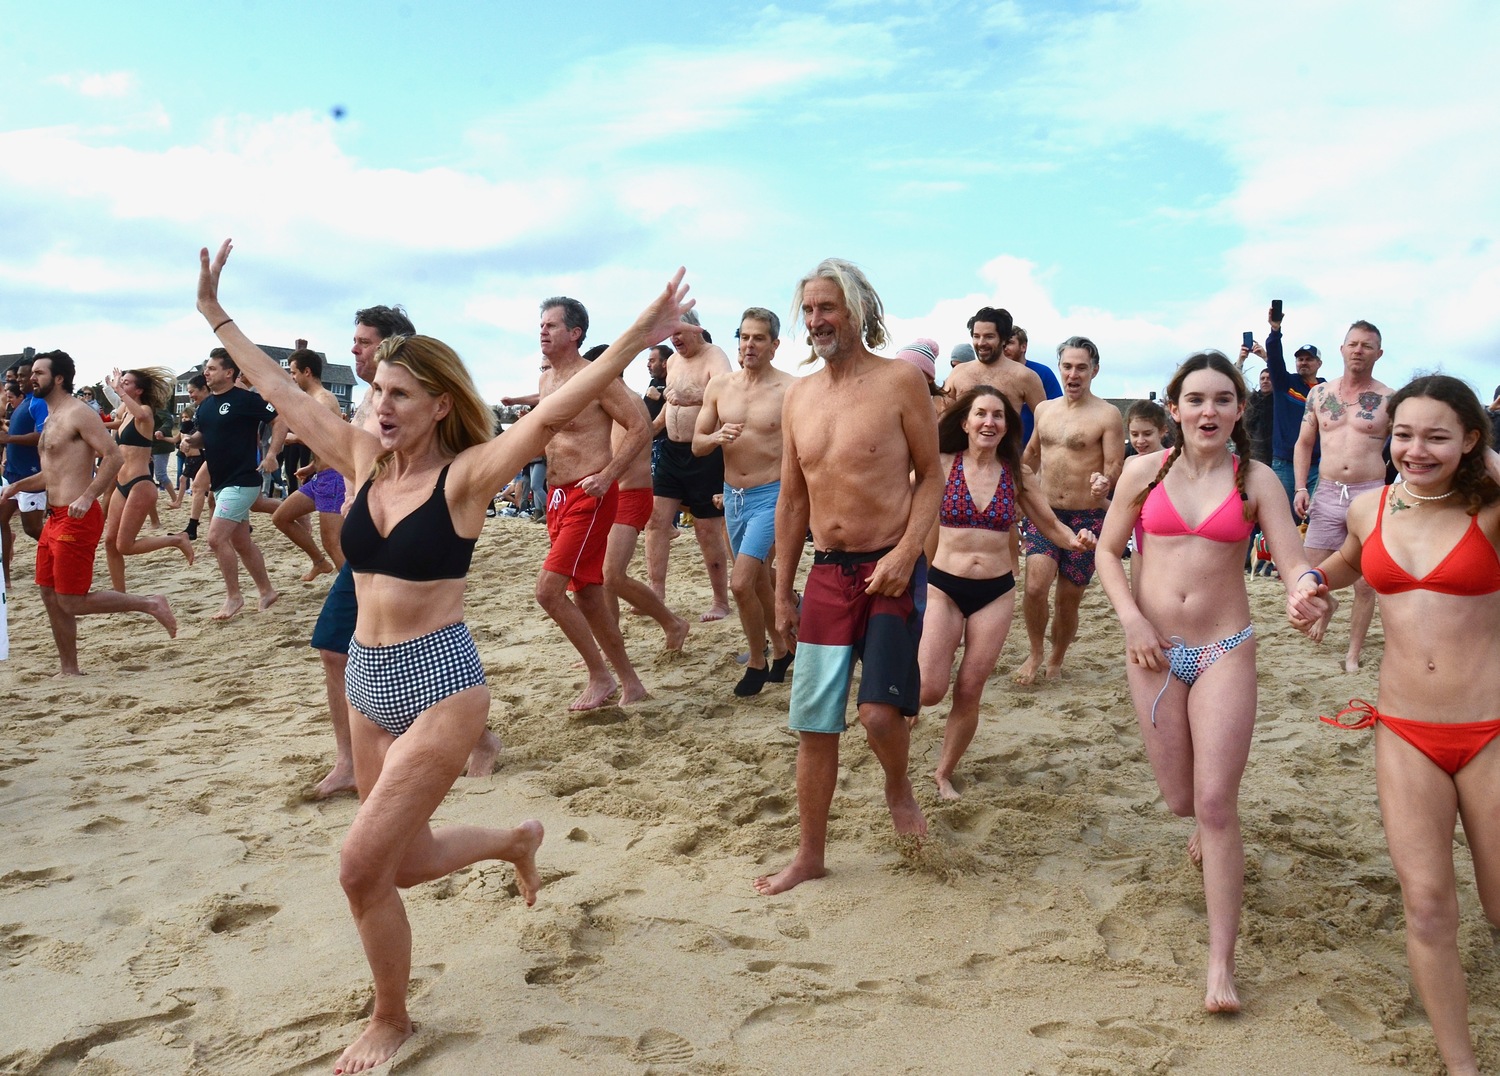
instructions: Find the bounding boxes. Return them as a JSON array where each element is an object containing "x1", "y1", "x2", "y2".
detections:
[{"x1": 6, "y1": 248, "x2": 1500, "y2": 1074}]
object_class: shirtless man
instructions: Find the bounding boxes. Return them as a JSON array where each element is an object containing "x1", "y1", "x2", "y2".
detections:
[
  {"x1": 534, "y1": 295, "x2": 653, "y2": 710},
  {"x1": 1016, "y1": 336, "x2": 1123, "y2": 684},
  {"x1": 754, "y1": 259, "x2": 938, "y2": 896},
  {"x1": 2, "y1": 351, "x2": 175, "y2": 675},
  {"x1": 270, "y1": 349, "x2": 344, "y2": 582},
  {"x1": 1294, "y1": 319, "x2": 1393, "y2": 672},
  {"x1": 693, "y1": 307, "x2": 795, "y2": 697},
  {"x1": 645, "y1": 310, "x2": 734, "y2": 621},
  {"x1": 600, "y1": 379, "x2": 690, "y2": 653},
  {"x1": 945, "y1": 306, "x2": 1046, "y2": 421}
]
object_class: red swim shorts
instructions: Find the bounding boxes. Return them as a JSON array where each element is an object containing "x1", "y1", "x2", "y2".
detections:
[
  {"x1": 35, "y1": 502, "x2": 104, "y2": 596},
  {"x1": 544, "y1": 481, "x2": 618, "y2": 592},
  {"x1": 614, "y1": 486, "x2": 653, "y2": 531}
]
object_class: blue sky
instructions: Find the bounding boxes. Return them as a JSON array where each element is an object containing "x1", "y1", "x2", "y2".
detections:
[{"x1": 3, "y1": 0, "x2": 1497, "y2": 403}]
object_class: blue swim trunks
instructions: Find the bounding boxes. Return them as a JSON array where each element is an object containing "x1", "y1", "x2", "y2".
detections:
[
  {"x1": 724, "y1": 479, "x2": 779, "y2": 563},
  {"x1": 789, "y1": 548, "x2": 924, "y2": 735}
]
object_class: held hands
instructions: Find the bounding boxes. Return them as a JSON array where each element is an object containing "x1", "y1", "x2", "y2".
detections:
[
  {"x1": 1286, "y1": 574, "x2": 1337, "y2": 642},
  {"x1": 718, "y1": 421, "x2": 745, "y2": 447},
  {"x1": 1088, "y1": 471, "x2": 1110, "y2": 498}
]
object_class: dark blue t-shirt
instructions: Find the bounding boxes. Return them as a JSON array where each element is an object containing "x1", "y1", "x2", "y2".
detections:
[
  {"x1": 3, "y1": 394, "x2": 45, "y2": 482},
  {"x1": 1021, "y1": 359, "x2": 1063, "y2": 446},
  {"x1": 194, "y1": 386, "x2": 276, "y2": 491},
  {"x1": 1265, "y1": 331, "x2": 1324, "y2": 463}
]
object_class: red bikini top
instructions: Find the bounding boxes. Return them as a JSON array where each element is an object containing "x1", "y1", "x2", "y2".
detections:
[{"x1": 1362, "y1": 486, "x2": 1500, "y2": 596}]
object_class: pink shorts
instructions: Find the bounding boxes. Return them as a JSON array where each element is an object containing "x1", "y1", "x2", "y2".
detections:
[
  {"x1": 36, "y1": 503, "x2": 104, "y2": 596},
  {"x1": 544, "y1": 481, "x2": 619, "y2": 592}
]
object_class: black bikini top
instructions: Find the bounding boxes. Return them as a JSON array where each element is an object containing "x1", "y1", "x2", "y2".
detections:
[
  {"x1": 341, "y1": 464, "x2": 475, "y2": 581},
  {"x1": 117, "y1": 415, "x2": 153, "y2": 448}
]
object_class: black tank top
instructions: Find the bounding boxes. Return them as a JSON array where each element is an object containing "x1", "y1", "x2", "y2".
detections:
[{"x1": 341, "y1": 464, "x2": 475, "y2": 581}]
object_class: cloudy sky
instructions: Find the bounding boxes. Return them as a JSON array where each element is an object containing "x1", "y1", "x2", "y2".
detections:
[{"x1": 3, "y1": 0, "x2": 1496, "y2": 403}]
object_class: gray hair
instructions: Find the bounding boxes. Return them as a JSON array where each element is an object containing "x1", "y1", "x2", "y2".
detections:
[
  {"x1": 790, "y1": 258, "x2": 887, "y2": 351},
  {"x1": 1056, "y1": 335, "x2": 1100, "y2": 367}
]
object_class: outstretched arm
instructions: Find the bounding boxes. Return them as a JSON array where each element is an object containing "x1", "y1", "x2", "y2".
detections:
[{"x1": 197, "y1": 240, "x2": 368, "y2": 479}]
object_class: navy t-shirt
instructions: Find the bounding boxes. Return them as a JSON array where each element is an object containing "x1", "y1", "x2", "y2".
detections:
[
  {"x1": 3, "y1": 395, "x2": 45, "y2": 482},
  {"x1": 195, "y1": 387, "x2": 276, "y2": 491}
]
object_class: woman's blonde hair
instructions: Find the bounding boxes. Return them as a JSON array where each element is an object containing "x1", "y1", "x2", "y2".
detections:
[{"x1": 369, "y1": 335, "x2": 495, "y2": 478}]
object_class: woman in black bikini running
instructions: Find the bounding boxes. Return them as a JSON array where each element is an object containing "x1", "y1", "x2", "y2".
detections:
[
  {"x1": 198, "y1": 239, "x2": 694, "y2": 1075},
  {"x1": 102, "y1": 366, "x2": 193, "y2": 591}
]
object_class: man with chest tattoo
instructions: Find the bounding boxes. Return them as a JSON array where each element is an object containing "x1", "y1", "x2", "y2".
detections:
[{"x1": 1294, "y1": 320, "x2": 1393, "y2": 672}]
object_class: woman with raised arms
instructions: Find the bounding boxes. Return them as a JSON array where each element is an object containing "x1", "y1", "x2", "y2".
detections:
[
  {"x1": 197, "y1": 239, "x2": 693, "y2": 1075},
  {"x1": 918, "y1": 385, "x2": 1094, "y2": 799},
  {"x1": 1290, "y1": 376, "x2": 1500, "y2": 1076},
  {"x1": 1095, "y1": 351, "x2": 1315, "y2": 1014}
]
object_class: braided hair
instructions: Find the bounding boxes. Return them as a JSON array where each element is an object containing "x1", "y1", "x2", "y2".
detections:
[{"x1": 1131, "y1": 351, "x2": 1254, "y2": 522}]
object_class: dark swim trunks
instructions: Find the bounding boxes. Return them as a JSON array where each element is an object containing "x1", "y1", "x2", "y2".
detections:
[{"x1": 1020, "y1": 507, "x2": 1105, "y2": 587}]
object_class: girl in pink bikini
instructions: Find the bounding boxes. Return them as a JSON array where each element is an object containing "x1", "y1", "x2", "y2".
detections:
[
  {"x1": 1291, "y1": 375, "x2": 1500, "y2": 1075},
  {"x1": 1097, "y1": 351, "x2": 1316, "y2": 1014}
]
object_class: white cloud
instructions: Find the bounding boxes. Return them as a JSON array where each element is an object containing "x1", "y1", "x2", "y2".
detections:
[{"x1": 47, "y1": 71, "x2": 138, "y2": 99}]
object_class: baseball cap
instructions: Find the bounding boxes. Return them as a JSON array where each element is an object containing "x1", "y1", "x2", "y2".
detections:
[{"x1": 1294, "y1": 344, "x2": 1321, "y2": 359}]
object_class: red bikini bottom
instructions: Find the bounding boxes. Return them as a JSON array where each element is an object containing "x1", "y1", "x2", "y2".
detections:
[{"x1": 1323, "y1": 700, "x2": 1500, "y2": 776}]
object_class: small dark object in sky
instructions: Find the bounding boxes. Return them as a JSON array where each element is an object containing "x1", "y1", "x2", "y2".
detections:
[{"x1": 331, "y1": 106, "x2": 346, "y2": 120}]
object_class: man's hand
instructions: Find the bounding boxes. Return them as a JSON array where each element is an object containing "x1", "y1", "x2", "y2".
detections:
[
  {"x1": 1294, "y1": 488, "x2": 1311, "y2": 519},
  {"x1": 68, "y1": 493, "x2": 96, "y2": 519},
  {"x1": 1268, "y1": 305, "x2": 1282, "y2": 332},
  {"x1": 717, "y1": 421, "x2": 745, "y2": 447},
  {"x1": 864, "y1": 549, "x2": 916, "y2": 598},
  {"x1": 258, "y1": 452, "x2": 279, "y2": 475},
  {"x1": 1088, "y1": 471, "x2": 1110, "y2": 498},
  {"x1": 578, "y1": 472, "x2": 608, "y2": 498}
]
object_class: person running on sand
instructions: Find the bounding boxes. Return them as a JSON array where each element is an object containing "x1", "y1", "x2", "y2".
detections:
[
  {"x1": 270, "y1": 349, "x2": 347, "y2": 582},
  {"x1": 2, "y1": 351, "x2": 176, "y2": 675},
  {"x1": 198, "y1": 238, "x2": 695, "y2": 1075},
  {"x1": 101, "y1": 367, "x2": 194, "y2": 591},
  {"x1": 1289, "y1": 375, "x2": 1500, "y2": 1076},
  {"x1": 754, "y1": 258, "x2": 938, "y2": 897},
  {"x1": 918, "y1": 386, "x2": 1094, "y2": 800},
  {"x1": 1095, "y1": 351, "x2": 1315, "y2": 1014}
]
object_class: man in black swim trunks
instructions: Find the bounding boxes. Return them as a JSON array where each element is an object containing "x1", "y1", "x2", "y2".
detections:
[{"x1": 645, "y1": 311, "x2": 734, "y2": 622}]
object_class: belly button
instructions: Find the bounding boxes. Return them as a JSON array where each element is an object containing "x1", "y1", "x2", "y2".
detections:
[{"x1": 1428, "y1": 661, "x2": 1436, "y2": 671}]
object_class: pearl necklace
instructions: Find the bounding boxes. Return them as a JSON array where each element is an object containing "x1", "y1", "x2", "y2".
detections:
[{"x1": 1388, "y1": 479, "x2": 1457, "y2": 514}]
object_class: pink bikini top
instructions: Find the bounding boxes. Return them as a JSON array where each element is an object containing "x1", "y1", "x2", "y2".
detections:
[{"x1": 1137, "y1": 452, "x2": 1254, "y2": 545}]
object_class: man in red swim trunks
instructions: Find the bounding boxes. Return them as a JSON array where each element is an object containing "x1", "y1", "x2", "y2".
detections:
[
  {"x1": 3, "y1": 351, "x2": 176, "y2": 675},
  {"x1": 534, "y1": 297, "x2": 653, "y2": 711}
]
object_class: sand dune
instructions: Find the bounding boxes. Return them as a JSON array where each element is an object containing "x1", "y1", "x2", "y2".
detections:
[{"x1": 2, "y1": 504, "x2": 1491, "y2": 1074}]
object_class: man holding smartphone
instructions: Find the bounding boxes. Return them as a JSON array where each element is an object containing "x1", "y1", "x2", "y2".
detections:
[{"x1": 1262, "y1": 302, "x2": 1324, "y2": 516}]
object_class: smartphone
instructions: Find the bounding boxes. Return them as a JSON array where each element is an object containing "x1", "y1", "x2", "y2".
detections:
[
  {"x1": 1242, "y1": 331, "x2": 1254, "y2": 349},
  {"x1": 1271, "y1": 299, "x2": 1283, "y2": 319}
]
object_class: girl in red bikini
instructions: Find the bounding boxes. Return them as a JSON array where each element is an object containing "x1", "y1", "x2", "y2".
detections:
[
  {"x1": 1290, "y1": 375, "x2": 1500, "y2": 1076},
  {"x1": 1097, "y1": 352, "x2": 1317, "y2": 1014}
]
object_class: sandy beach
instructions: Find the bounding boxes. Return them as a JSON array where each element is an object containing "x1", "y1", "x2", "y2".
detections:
[{"x1": 2, "y1": 504, "x2": 1493, "y2": 1075}]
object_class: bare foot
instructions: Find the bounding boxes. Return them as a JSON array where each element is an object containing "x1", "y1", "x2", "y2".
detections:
[
  {"x1": 1187, "y1": 824, "x2": 1203, "y2": 869},
  {"x1": 1043, "y1": 657, "x2": 1064, "y2": 680},
  {"x1": 1013, "y1": 653, "x2": 1043, "y2": 685},
  {"x1": 53, "y1": 668, "x2": 86, "y2": 678},
  {"x1": 465, "y1": 729, "x2": 502, "y2": 778},
  {"x1": 753, "y1": 853, "x2": 826, "y2": 896},
  {"x1": 664, "y1": 615, "x2": 690, "y2": 651},
  {"x1": 887, "y1": 779, "x2": 928, "y2": 838},
  {"x1": 570, "y1": 675, "x2": 618, "y2": 711},
  {"x1": 301, "y1": 558, "x2": 334, "y2": 583},
  {"x1": 174, "y1": 534, "x2": 196, "y2": 566},
  {"x1": 212, "y1": 596, "x2": 244, "y2": 621},
  {"x1": 1204, "y1": 963, "x2": 1240, "y2": 1013},
  {"x1": 333, "y1": 1014, "x2": 414, "y2": 1074},
  {"x1": 510, "y1": 819, "x2": 545, "y2": 905},
  {"x1": 699, "y1": 601, "x2": 730, "y2": 623},
  {"x1": 313, "y1": 760, "x2": 357, "y2": 799},
  {"x1": 1344, "y1": 650, "x2": 1361, "y2": 674},
  {"x1": 258, "y1": 590, "x2": 280, "y2": 612},
  {"x1": 934, "y1": 772, "x2": 961, "y2": 801},
  {"x1": 143, "y1": 594, "x2": 178, "y2": 637},
  {"x1": 619, "y1": 680, "x2": 650, "y2": 705}
]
